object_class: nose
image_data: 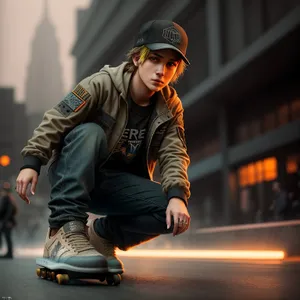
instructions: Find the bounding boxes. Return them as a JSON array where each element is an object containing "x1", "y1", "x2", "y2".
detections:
[{"x1": 156, "y1": 64, "x2": 166, "y2": 77}]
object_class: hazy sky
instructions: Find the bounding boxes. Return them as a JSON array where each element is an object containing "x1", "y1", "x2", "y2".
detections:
[{"x1": 0, "y1": 0, "x2": 91, "y2": 103}]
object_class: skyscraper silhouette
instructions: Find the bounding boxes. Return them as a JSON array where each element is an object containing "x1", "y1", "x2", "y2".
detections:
[
  {"x1": 24, "y1": 0, "x2": 64, "y2": 199},
  {"x1": 25, "y1": 0, "x2": 64, "y2": 136}
]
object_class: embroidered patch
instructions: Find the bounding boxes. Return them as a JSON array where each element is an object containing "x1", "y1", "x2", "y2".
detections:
[
  {"x1": 54, "y1": 101, "x2": 73, "y2": 117},
  {"x1": 177, "y1": 127, "x2": 187, "y2": 149},
  {"x1": 72, "y1": 84, "x2": 91, "y2": 103},
  {"x1": 54, "y1": 84, "x2": 91, "y2": 117},
  {"x1": 162, "y1": 26, "x2": 181, "y2": 45},
  {"x1": 63, "y1": 92, "x2": 86, "y2": 111}
]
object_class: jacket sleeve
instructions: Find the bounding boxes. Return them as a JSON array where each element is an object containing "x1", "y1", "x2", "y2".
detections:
[
  {"x1": 20, "y1": 74, "x2": 106, "y2": 173},
  {"x1": 157, "y1": 101, "x2": 191, "y2": 206}
]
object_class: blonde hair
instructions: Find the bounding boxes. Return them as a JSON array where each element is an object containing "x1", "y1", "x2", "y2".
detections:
[{"x1": 125, "y1": 45, "x2": 187, "y2": 84}]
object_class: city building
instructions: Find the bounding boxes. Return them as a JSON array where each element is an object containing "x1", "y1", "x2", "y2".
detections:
[
  {"x1": 0, "y1": 88, "x2": 15, "y2": 182},
  {"x1": 71, "y1": 0, "x2": 300, "y2": 228},
  {"x1": 25, "y1": 0, "x2": 64, "y2": 135}
]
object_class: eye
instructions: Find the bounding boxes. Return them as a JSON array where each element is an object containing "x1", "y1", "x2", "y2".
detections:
[
  {"x1": 150, "y1": 56, "x2": 158, "y2": 62},
  {"x1": 167, "y1": 61, "x2": 177, "y2": 67}
]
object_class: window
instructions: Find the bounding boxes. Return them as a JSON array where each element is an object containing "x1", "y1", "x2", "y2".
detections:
[
  {"x1": 249, "y1": 120, "x2": 261, "y2": 138},
  {"x1": 248, "y1": 163, "x2": 256, "y2": 185},
  {"x1": 286, "y1": 155, "x2": 299, "y2": 174},
  {"x1": 255, "y1": 161, "x2": 264, "y2": 183},
  {"x1": 277, "y1": 104, "x2": 289, "y2": 126},
  {"x1": 263, "y1": 157, "x2": 277, "y2": 181},
  {"x1": 239, "y1": 166, "x2": 248, "y2": 187},
  {"x1": 202, "y1": 139, "x2": 220, "y2": 158},
  {"x1": 235, "y1": 123, "x2": 248, "y2": 143},
  {"x1": 263, "y1": 112, "x2": 276, "y2": 132},
  {"x1": 291, "y1": 98, "x2": 300, "y2": 121},
  {"x1": 238, "y1": 157, "x2": 277, "y2": 187}
]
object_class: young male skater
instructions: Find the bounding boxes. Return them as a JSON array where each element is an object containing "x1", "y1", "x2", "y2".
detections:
[{"x1": 15, "y1": 20, "x2": 191, "y2": 275}]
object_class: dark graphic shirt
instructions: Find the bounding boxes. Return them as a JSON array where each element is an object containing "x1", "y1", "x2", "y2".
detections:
[{"x1": 104, "y1": 96, "x2": 155, "y2": 176}]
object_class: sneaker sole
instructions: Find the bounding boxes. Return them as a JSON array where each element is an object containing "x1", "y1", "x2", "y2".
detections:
[{"x1": 36, "y1": 258, "x2": 108, "y2": 274}]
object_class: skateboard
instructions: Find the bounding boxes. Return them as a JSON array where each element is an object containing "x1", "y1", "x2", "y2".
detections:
[{"x1": 36, "y1": 258, "x2": 122, "y2": 286}]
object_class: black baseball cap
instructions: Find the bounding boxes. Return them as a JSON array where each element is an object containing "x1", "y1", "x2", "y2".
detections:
[{"x1": 134, "y1": 20, "x2": 190, "y2": 65}]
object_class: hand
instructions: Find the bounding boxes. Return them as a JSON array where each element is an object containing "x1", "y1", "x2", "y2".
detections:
[
  {"x1": 166, "y1": 197, "x2": 191, "y2": 236},
  {"x1": 16, "y1": 168, "x2": 38, "y2": 204}
]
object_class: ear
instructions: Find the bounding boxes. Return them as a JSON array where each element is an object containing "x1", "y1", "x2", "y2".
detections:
[{"x1": 132, "y1": 54, "x2": 139, "y2": 67}]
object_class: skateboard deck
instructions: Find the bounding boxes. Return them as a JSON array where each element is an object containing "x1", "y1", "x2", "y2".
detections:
[{"x1": 36, "y1": 258, "x2": 122, "y2": 286}]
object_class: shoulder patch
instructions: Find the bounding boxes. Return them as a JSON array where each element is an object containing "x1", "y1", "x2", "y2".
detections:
[
  {"x1": 177, "y1": 127, "x2": 187, "y2": 149},
  {"x1": 54, "y1": 84, "x2": 92, "y2": 117}
]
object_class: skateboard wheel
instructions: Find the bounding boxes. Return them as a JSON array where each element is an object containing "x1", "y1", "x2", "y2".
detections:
[
  {"x1": 36, "y1": 268, "x2": 41, "y2": 277},
  {"x1": 50, "y1": 271, "x2": 56, "y2": 281},
  {"x1": 56, "y1": 274, "x2": 69, "y2": 285},
  {"x1": 46, "y1": 271, "x2": 52, "y2": 279},
  {"x1": 41, "y1": 269, "x2": 47, "y2": 279},
  {"x1": 106, "y1": 274, "x2": 121, "y2": 286}
]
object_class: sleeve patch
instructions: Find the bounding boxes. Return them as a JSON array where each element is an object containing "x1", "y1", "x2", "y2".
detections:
[
  {"x1": 72, "y1": 84, "x2": 92, "y2": 102},
  {"x1": 177, "y1": 127, "x2": 187, "y2": 149},
  {"x1": 54, "y1": 85, "x2": 92, "y2": 117},
  {"x1": 63, "y1": 92, "x2": 86, "y2": 112},
  {"x1": 54, "y1": 101, "x2": 73, "y2": 117}
]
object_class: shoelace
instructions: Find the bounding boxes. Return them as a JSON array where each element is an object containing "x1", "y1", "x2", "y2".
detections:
[{"x1": 64, "y1": 231, "x2": 95, "y2": 253}]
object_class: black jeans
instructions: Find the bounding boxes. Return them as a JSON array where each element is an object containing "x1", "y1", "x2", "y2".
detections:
[
  {"x1": 0, "y1": 227, "x2": 13, "y2": 256},
  {"x1": 48, "y1": 123, "x2": 172, "y2": 250}
]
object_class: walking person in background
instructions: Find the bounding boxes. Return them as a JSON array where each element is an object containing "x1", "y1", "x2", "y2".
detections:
[
  {"x1": 0, "y1": 182, "x2": 18, "y2": 259},
  {"x1": 270, "y1": 181, "x2": 287, "y2": 221}
]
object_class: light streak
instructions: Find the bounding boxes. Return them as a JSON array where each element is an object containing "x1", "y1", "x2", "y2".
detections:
[
  {"x1": 116, "y1": 249, "x2": 285, "y2": 260},
  {"x1": 11, "y1": 248, "x2": 285, "y2": 260}
]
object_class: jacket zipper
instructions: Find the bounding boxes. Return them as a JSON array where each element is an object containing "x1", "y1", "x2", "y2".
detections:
[
  {"x1": 98, "y1": 99, "x2": 128, "y2": 169},
  {"x1": 145, "y1": 114, "x2": 168, "y2": 175}
]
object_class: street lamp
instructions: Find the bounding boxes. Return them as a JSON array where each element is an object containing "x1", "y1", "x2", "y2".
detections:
[
  {"x1": 0, "y1": 155, "x2": 11, "y2": 183},
  {"x1": 0, "y1": 155, "x2": 11, "y2": 167}
]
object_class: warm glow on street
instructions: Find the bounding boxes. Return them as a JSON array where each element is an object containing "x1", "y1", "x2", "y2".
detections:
[
  {"x1": 116, "y1": 249, "x2": 285, "y2": 260},
  {"x1": 13, "y1": 247, "x2": 285, "y2": 260}
]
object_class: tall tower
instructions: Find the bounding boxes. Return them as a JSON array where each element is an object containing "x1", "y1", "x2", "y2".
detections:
[{"x1": 25, "y1": 0, "x2": 64, "y2": 135}]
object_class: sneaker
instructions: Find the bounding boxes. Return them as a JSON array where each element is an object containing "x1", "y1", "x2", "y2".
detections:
[
  {"x1": 42, "y1": 220, "x2": 108, "y2": 273},
  {"x1": 88, "y1": 218, "x2": 124, "y2": 274}
]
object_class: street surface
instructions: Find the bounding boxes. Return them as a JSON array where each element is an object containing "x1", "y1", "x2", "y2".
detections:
[{"x1": 1, "y1": 256, "x2": 300, "y2": 300}]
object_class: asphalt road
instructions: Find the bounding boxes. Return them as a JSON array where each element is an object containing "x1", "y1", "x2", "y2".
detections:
[{"x1": 0, "y1": 257, "x2": 300, "y2": 300}]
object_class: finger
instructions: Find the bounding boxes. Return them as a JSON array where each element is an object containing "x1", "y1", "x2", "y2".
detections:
[
  {"x1": 31, "y1": 177, "x2": 38, "y2": 195},
  {"x1": 176, "y1": 220, "x2": 185, "y2": 235},
  {"x1": 166, "y1": 210, "x2": 171, "y2": 229},
  {"x1": 177, "y1": 222, "x2": 189, "y2": 235},
  {"x1": 177, "y1": 217, "x2": 190, "y2": 235},
  {"x1": 20, "y1": 181, "x2": 28, "y2": 198},
  {"x1": 20, "y1": 194, "x2": 30, "y2": 204},
  {"x1": 16, "y1": 181, "x2": 21, "y2": 194},
  {"x1": 16, "y1": 181, "x2": 29, "y2": 204},
  {"x1": 20, "y1": 181, "x2": 30, "y2": 204},
  {"x1": 173, "y1": 214, "x2": 179, "y2": 236}
]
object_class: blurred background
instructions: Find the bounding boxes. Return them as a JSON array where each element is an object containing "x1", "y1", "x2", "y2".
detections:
[{"x1": 0, "y1": 0, "x2": 299, "y2": 249}]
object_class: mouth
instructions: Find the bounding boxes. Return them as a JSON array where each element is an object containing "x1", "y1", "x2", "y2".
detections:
[{"x1": 152, "y1": 79, "x2": 164, "y2": 85}]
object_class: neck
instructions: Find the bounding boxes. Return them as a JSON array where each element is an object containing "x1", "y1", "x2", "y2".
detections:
[{"x1": 130, "y1": 71, "x2": 155, "y2": 106}]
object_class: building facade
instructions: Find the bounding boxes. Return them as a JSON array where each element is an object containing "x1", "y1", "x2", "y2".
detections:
[
  {"x1": 71, "y1": 0, "x2": 300, "y2": 228},
  {"x1": 25, "y1": 0, "x2": 64, "y2": 135},
  {"x1": 0, "y1": 88, "x2": 15, "y2": 182},
  {"x1": 0, "y1": 88, "x2": 28, "y2": 184}
]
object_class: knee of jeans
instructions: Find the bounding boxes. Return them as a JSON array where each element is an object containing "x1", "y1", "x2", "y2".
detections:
[
  {"x1": 67, "y1": 123, "x2": 107, "y2": 146},
  {"x1": 75, "y1": 123, "x2": 105, "y2": 137}
]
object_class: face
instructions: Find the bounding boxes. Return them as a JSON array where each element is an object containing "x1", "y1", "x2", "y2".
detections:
[{"x1": 134, "y1": 49, "x2": 180, "y2": 92}]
